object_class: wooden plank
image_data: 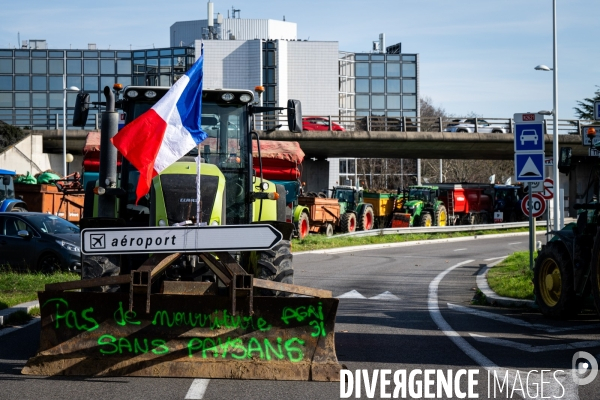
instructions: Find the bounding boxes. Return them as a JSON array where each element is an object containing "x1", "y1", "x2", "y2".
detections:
[
  {"x1": 45, "y1": 274, "x2": 130, "y2": 292},
  {"x1": 253, "y1": 279, "x2": 332, "y2": 298},
  {"x1": 199, "y1": 253, "x2": 232, "y2": 285},
  {"x1": 136, "y1": 253, "x2": 181, "y2": 279},
  {"x1": 213, "y1": 252, "x2": 248, "y2": 276},
  {"x1": 162, "y1": 281, "x2": 217, "y2": 295}
]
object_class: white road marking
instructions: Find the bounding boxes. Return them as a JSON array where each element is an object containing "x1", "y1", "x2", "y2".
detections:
[
  {"x1": 453, "y1": 248, "x2": 467, "y2": 251},
  {"x1": 508, "y1": 242, "x2": 522, "y2": 245},
  {"x1": 447, "y1": 302, "x2": 600, "y2": 333},
  {"x1": 469, "y1": 333, "x2": 600, "y2": 353},
  {"x1": 185, "y1": 379, "x2": 210, "y2": 399},
  {"x1": 483, "y1": 256, "x2": 507, "y2": 261},
  {"x1": 337, "y1": 290, "x2": 366, "y2": 299},
  {"x1": 429, "y1": 260, "x2": 580, "y2": 399},
  {"x1": 369, "y1": 291, "x2": 400, "y2": 300}
]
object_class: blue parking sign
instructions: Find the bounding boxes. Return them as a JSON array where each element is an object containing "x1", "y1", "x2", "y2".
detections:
[
  {"x1": 515, "y1": 153, "x2": 545, "y2": 182},
  {"x1": 515, "y1": 123, "x2": 544, "y2": 152}
]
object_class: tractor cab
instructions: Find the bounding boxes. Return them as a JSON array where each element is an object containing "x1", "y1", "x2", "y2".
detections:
[{"x1": 0, "y1": 169, "x2": 27, "y2": 212}]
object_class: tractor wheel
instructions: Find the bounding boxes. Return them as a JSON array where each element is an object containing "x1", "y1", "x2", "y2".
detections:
[
  {"x1": 358, "y1": 207, "x2": 374, "y2": 231},
  {"x1": 420, "y1": 213, "x2": 432, "y2": 227},
  {"x1": 467, "y1": 214, "x2": 477, "y2": 225},
  {"x1": 589, "y1": 231, "x2": 600, "y2": 316},
  {"x1": 435, "y1": 205, "x2": 447, "y2": 226},
  {"x1": 340, "y1": 212, "x2": 357, "y2": 233},
  {"x1": 534, "y1": 243, "x2": 583, "y2": 318},
  {"x1": 323, "y1": 223, "x2": 334, "y2": 237},
  {"x1": 297, "y1": 212, "x2": 310, "y2": 240},
  {"x1": 11, "y1": 207, "x2": 27, "y2": 212},
  {"x1": 256, "y1": 240, "x2": 294, "y2": 296}
]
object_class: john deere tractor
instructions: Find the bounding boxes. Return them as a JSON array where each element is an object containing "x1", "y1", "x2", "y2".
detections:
[
  {"x1": 392, "y1": 185, "x2": 447, "y2": 227},
  {"x1": 331, "y1": 185, "x2": 374, "y2": 232},
  {"x1": 533, "y1": 140, "x2": 600, "y2": 318}
]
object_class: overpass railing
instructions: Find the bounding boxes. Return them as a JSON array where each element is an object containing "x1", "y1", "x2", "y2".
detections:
[
  {"x1": 2, "y1": 110, "x2": 590, "y2": 136},
  {"x1": 257, "y1": 114, "x2": 590, "y2": 136}
]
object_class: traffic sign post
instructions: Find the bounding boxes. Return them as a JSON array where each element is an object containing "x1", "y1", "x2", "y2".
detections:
[
  {"x1": 81, "y1": 224, "x2": 283, "y2": 255},
  {"x1": 514, "y1": 113, "x2": 546, "y2": 270},
  {"x1": 521, "y1": 192, "x2": 546, "y2": 218}
]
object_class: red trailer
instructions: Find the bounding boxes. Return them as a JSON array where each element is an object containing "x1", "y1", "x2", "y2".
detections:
[{"x1": 437, "y1": 183, "x2": 494, "y2": 225}]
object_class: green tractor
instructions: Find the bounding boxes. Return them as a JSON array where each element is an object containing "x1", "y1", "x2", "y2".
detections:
[
  {"x1": 81, "y1": 86, "x2": 299, "y2": 289},
  {"x1": 331, "y1": 185, "x2": 374, "y2": 233},
  {"x1": 392, "y1": 185, "x2": 447, "y2": 227},
  {"x1": 533, "y1": 145, "x2": 600, "y2": 318}
]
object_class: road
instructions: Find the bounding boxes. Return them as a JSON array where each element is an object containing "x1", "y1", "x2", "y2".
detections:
[{"x1": 1, "y1": 234, "x2": 599, "y2": 399}]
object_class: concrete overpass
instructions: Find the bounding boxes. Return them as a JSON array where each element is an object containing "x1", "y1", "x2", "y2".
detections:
[{"x1": 41, "y1": 129, "x2": 586, "y2": 160}]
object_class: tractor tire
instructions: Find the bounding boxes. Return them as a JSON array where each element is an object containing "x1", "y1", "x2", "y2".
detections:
[
  {"x1": 420, "y1": 213, "x2": 432, "y2": 227},
  {"x1": 256, "y1": 240, "x2": 294, "y2": 296},
  {"x1": 589, "y1": 231, "x2": 600, "y2": 317},
  {"x1": 534, "y1": 243, "x2": 583, "y2": 318},
  {"x1": 358, "y1": 206, "x2": 374, "y2": 231},
  {"x1": 297, "y1": 212, "x2": 310, "y2": 240},
  {"x1": 435, "y1": 205, "x2": 447, "y2": 227},
  {"x1": 340, "y1": 212, "x2": 357, "y2": 233},
  {"x1": 11, "y1": 207, "x2": 27, "y2": 212},
  {"x1": 81, "y1": 255, "x2": 121, "y2": 292}
]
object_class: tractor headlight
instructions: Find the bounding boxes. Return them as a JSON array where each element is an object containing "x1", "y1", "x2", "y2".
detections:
[
  {"x1": 56, "y1": 240, "x2": 80, "y2": 253},
  {"x1": 211, "y1": 220, "x2": 219, "y2": 226},
  {"x1": 158, "y1": 219, "x2": 167, "y2": 226},
  {"x1": 221, "y1": 92, "x2": 234, "y2": 102},
  {"x1": 239, "y1": 93, "x2": 252, "y2": 103},
  {"x1": 145, "y1": 90, "x2": 157, "y2": 98},
  {"x1": 127, "y1": 90, "x2": 138, "y2": 98}
]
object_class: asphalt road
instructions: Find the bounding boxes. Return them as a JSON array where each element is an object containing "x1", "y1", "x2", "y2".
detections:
[{"x1": 1, "y1": 233, "x2": 599, "y2": 400}]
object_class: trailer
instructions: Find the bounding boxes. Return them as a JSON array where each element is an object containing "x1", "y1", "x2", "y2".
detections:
[
  {"x1": 297, "y1": 196, "x2": 340, "y2": 236},
  {"x1": 437, "y1": 183, "x2": 494, "y2": 225},
  {"x1": 14, "y1": 182, "x2": 84, "y2": 223},
  {"x1": 363, "y1": 191, "x2": 402, "y2": 228}
]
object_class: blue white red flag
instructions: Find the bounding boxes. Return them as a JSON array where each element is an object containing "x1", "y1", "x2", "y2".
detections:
[{"x1": 112, "y1": 47, "x2": 206, "y2": 203}]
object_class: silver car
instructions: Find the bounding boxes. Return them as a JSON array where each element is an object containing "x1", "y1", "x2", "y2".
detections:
[{"x1": 444, "y1": 119, "x2": 509, "y2": 133}]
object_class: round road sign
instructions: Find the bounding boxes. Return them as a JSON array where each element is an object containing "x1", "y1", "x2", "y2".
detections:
[
  {"x1": 521, "y1": 193, "x2": 546, "y2": 218},
  {"x1": 542, "y1": 178, "x2": 554, "y2": 200}
]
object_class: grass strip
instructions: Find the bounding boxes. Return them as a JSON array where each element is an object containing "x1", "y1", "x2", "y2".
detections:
[
  {"x1": 0, "y1": 270, "x2": 79, "y2": 310},
  {"x1": 487, "y1": 251, "x2": 535, "y2": 300},
  {"x1": 292, "y1": 227, "x2": 530, "y2": 253}
]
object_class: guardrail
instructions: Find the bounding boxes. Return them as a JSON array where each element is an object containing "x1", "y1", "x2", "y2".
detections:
[{"x1": 331, "y1": 219, "x2": 563, "y2": 239}]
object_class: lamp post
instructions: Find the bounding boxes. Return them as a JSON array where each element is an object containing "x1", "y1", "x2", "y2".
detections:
[
  {"x1": 62, "y1": 76, "x2": 79, "y2": 177},
  {"x1": 534, "y1": 0, "x2": 560, "y2": 231}
]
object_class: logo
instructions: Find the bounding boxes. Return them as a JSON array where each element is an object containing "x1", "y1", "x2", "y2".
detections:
[
  {"x1": 572, "y1": 351, "x2": 598, "y2": 386},
  {"x1": 89, "y1": 234, "x2": 105, "y2": 249},
  {"x1": 523, "y1": 114, "x2": 535, "y2": 121},
  {"x1": 179, "y1": 198, "x2": 197, "y2": 203}
]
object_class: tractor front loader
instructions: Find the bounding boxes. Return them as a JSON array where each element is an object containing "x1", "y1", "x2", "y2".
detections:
[{"x1": 22, "y1": 85, "x2": 342, "y2": 381}]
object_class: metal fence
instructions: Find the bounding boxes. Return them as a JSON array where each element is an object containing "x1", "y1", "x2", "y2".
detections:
[
  {"x1": 3, "y1": 111, "x2": 590, "y2": 136},
  {"x1": 256, "y1": 114, "x2": 589, "y2": 136}
]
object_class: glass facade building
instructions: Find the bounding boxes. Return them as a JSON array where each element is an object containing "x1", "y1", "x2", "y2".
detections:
[
  {"x1": 338, "y1": 47, "x2": 419, "y2": 188},
  {"x1": 0, "y1": 46, "x2": 194, "y2": 129}
]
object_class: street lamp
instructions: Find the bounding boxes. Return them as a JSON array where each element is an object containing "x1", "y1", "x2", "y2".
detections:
[
  {"x1": 534, "y1": 0, "x2": 560, "y2": 231},
  {"x1": 62, "y1": 80, "x2": 79, "y2": 177}
]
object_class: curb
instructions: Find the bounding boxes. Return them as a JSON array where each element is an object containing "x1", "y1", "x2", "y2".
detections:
[
  {"x1": 0, "y1": 300, "x2": 39, "y2": 326},
  {"x1": 295, "y1": 231, "x2": 546, "y2": 256},
  {"x1": 476, "y1": 258, "x2": 536, "y2": 308}
]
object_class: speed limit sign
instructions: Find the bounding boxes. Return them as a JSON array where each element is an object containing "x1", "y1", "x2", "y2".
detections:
[{"x1": 521, "y1": 193, "x2": 546, "y2": 218}]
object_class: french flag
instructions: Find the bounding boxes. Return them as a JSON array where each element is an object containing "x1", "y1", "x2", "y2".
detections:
[{"x1": 111, "y1": 48, "x2": 207, "y2": 203}]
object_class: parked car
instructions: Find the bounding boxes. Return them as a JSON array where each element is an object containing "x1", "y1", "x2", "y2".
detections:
[
  {"x1": 444, "y1": 119, "x2": 509, "y2": 133},
  {"x1": 0, "y1": 212, "x2": 81, "y2": 272},
  {"x1": 302, "y1": 117, "x2": 346, "y2": 131}
]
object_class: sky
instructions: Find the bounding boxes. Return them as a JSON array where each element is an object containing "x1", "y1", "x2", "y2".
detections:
[{"x1": 1, "y1": 0, "x2": 598, "y2": 120}]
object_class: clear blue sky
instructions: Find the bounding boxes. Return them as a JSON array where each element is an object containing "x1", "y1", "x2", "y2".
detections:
[{"x1": 2, "y1": 0, "x2": 598, "y2": 119}]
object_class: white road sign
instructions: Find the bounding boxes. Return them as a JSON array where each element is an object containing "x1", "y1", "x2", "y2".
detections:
[{"x1": 82, "y1": 224, "x2": 283, "y2": 255}]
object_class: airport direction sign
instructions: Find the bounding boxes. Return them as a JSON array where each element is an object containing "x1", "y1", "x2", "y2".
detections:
[
  {"x1": 514, "y1": 152, "x2": 545, "y2": 182},
  {"x1": 514, "y1": 113, "x2": 545, "y2": 153},
  {"x1": 595, "y1": 101, "x2": 600, "y2": 121},
  {"x1": 81, "y1": 224, "x2": 283, "y2": 255}
]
